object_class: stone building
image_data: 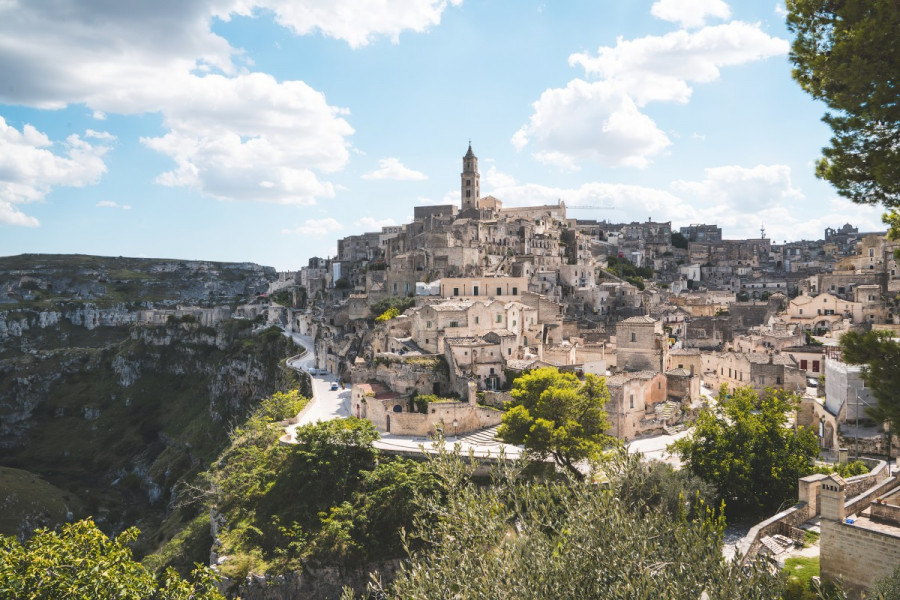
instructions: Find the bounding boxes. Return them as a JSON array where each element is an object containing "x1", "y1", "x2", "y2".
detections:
[
  {"x1": 820, "y1": 474, "x2": 900, "y2": 598},
  {"x1": 615, "y1": 315, "x2": 668, "y2": 372}
]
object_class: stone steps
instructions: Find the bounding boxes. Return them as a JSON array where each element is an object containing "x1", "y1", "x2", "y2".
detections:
[{"x1": 456, "y1": 425, "x2": 502, "y2": 446}]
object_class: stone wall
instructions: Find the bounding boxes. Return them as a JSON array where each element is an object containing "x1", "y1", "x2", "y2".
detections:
[{"x1": 821, "y1": 519, "x2": 900, "y2": 598}]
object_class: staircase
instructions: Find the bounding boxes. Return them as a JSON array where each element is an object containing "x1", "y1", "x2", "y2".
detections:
[{"x1": 455, "y1": 425, "x2": 502, "y2": 446}]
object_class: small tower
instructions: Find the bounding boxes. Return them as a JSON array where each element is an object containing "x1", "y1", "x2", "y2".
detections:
[{"x1": 461, "y1": 142, "x2": 480, "y2": 211}]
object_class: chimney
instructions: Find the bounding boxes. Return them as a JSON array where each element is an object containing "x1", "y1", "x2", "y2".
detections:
[{"x1": 820, "y1": 474, "x2": 846, "y2": 522}]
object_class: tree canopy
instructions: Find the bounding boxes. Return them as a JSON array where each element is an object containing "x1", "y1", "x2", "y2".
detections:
[
  {"x1": 671, "y1": 386, "x2": 819, "y2": 517},
  {"x1": 498, "y1": 367, "x2": 612, "y2": 478},
  {"x1": 787, "y1": 1, "x2": 900, "y2": 241},
  {"x1": 345, "y1": 449, "x2": 784, "y2": 600},
  {"x1": 840, "y1": 330, "x2": 900, "y2": 441},
  {"x1": 0, "y1": 519, "x2": 223, "y2": 600}
]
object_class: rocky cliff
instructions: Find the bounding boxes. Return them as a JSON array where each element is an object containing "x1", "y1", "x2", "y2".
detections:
[{"x1": 0, "y1": 255, "x2": 303, "y2": 553}]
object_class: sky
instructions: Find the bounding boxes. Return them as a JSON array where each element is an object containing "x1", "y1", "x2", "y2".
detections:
[{"x1": 0, "y1": 0, "x2": 887, "y2": 271}]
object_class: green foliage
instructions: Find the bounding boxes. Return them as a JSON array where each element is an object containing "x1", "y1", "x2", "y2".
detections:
[
  {"x1": 671, "y1": 231, "x2": 689, "y2": 249},
  {"x1": 208, "y1": 416, "x2": 436, "y2": 577},
  {"x1": 606, "y1": 255, "x2": 653, "y2": 279},
  {"x1": 787, "y1": 1, "x2": 900, "y2": 243},
  {"x1": 335, "y1": 278, "x2": 351, "y2": 290},
  {"x1": 783, "y1": 556, "x2": 819, "y2": 600},
  {"x1": 498, "y1": 367, "x2": 613, "y2": 479},
  {"x1": 670, "y1": 386, "x2": 820, "y2": 517},
  {"x1": 369, "y1": 296, "x2": 415, "y2": 317},
  {"x1": 0, "y1": 519, "x2": 223, "y2": 600},
  {"x1": 256, "y1": 390, "x2": 308, "y2": 422},
  {"x1": 840, "y1": 330, "x2": 900, "y2": 438},
  {"x1": 812, "y1": 460, "x2": 869, "y2": 479},
  {"x1": 374, "y1": 307, "x2": 400, "y2": 323},
  {"x1": 348, "y1": 447, "x2": 785, "y2": 600},
  {"x1": 270, "y1": 290, "x2": 293, "y2": 307},
  {"x1": 736, "y1": 291, "x2": 750, "y2": 302},
  {"x1": 870, "y1": 564, "x2": 900, "y2": 599}
]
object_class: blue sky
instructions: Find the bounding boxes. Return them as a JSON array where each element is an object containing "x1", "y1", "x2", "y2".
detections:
[{"x1": 0, "y1": 0, "x2": 886, "y2": 270}]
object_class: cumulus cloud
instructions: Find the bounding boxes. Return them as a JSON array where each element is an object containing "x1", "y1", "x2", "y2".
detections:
[
  {"x1": 513, "y1": 79, "x2": 671, "y2": 169},
  {"x1": 281, "y1": 217, "x2": 344, "y2": 237},
  {"x1": 672, "y1": 164, "x2": 803, "y2": 209},
  {"x1": 354, "y1": 216, "x2": 397, "y2": 230},
  {"x1": 569, "y1": 22, "x2": 788, "y2": 106},
  {"x1": 362, "y1": 158, "x2": 427, "y2": 181},
  {"x1": 650, "y1": 0, "x2": 730, "y2": 28},
  {"x1": 0, "y1": 117, "x2": 110, "y2": 226},
  {"x1": 240, "y1": 0, "x2": 464, "y2": 48},
  {"x1": 141, "y1": 73, "x2": 353, "y2": 204},
  {"x1": 96, "y1": 200, "x2": 132, "y2": 210},
  {"x1": 514, "y1": 17, "x2": 788, "y2": 169},
  {"x1": 483, "y1": 165, "x2": 518, "y2": 188},
  {"x1": 0, "y1": 0, "x2": 460, "y2": 206},
  {"x1": 482, "y1": 161, "x2": 885, "y2": 242}
]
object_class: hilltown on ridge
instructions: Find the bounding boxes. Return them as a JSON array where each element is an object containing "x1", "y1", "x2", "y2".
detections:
[{"x1": 258, "y1": 144, "x2": 900, "y2": 596}]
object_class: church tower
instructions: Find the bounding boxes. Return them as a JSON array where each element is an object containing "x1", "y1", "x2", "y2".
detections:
[{"x1": 461, "y1": 142, "x2": 480, "y2": 211}]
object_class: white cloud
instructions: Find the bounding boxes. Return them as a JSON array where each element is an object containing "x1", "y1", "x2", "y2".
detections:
[
  {"x1": 774, "y1": 3, "x2": 788, "y2": 18},
  {"x1": 512, "y1": 79, "x2": 671, "y2": 169},
  {"x1": 141, "y1": 73, "x2": 353, "y2": 204},
  {"x1": 0, "y1": 0, "x2": 460, "y2": 206},
  {"x1": 281, "y1": 217, "x2": 344, "y2": 237},
  {"x1": 568, "y1": 22, "x2": 789, "y2": 106},
  {"x1": 671, "y1": 164, "x2": 803, "y2": 210},
  {"x1": 85, "y1": 130, "x2": 117, "y2": 141},
  {"x1": 0, "y1": 117, "x2": 110, "y2": 227},
  {"x1": 515, "y1": 19, "x2": 787, "y2": 169},
  {"x1": 650, "y1": 0, "x2": 730, "y2": 28},
  {"x1": 354, "y1": 216, "x2": 396, "y2": 230},
  {"x1": 96, "y1": 200, "x2": 132, "y2": 210},
  {"x1": 362, "y1": 157, "x2": 427, "y2": 181},
  {"x1": 481, "y1": 162, "x2": 886, "y2": 243},
  {"x1": 483, "y1": 165, "x2": 517, "y2": 188},
  {"x1": 241, "y1": 0, "x2": 464, "y2": 49}
]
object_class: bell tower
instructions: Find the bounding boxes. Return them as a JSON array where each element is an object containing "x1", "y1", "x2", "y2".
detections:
[{"x1": 461, "y1": 142, "x2": 480, "y2": 211}]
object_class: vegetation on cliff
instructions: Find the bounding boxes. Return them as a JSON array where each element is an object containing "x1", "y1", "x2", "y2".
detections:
[
  {"x1": 0, "y1": 519, "x2": 223, "y2": 600},
  {"x1": 148, "y1": 410, "x2": 438, "y2": 584},
  {"x1": 0, "y1": 319, "x2": 304, "y2": 557}
]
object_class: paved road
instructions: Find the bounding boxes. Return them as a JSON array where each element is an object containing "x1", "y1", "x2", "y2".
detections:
[{"x1": 281, "y1": 332, "x2": 350, "y2": 443}]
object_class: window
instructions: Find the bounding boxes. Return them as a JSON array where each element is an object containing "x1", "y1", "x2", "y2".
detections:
[
  {"x1": 758, "y1": 376, "x2": 765, "y2": 385},
  {"x1": 512, "y1": 320, "x2": 517, "y2": 327},
  {"x1": 473, "y1": 286, "x2": 479, "y2": 296},
  {"x1": 426, "y1": 321, "x2": 432, "y2": 328},
  {"x1": 812, "y1": 360, "x2": 820, "y2": 373},
  {"x1": 508, "y1": 348, "x2": 511, "y2": 355},
  {"x1": 450, "y1": 321, "x2": 458, "y2": 328},
  {"x1": 630, "y1": 332, "x2": 636, "y2": 342},
  {"x1": 800, "y1": 359, "x2": 808, "y2": 370},
  {"x1": 629, "y1": 394, "x2": 634, "y2": 409},
  {"x1": 512, "y1": 287, "x2": 518, "y2": 295},
  {"x1": 453, "y1": 287, "x2": 459, "y2": 296},
  {"x1": 497, "y1": 287, "x2": 502, "y2": 296},
  {"x1": 474, "y1": 316, "x2": 479, "y2": 324},
  {"x1": 466, "y1": 190, "x2": 471, "y2": 198},
  {"x1": 489, "y1": 367, "x2": 495, "y2": 375},
  {"x1": 658, "y1": 382, "x2": 661, "y2": 389},
  {"x1": 776, "y1": 376, "x2": 782, "y2": 385},
  {"x1": 496, "y1": 314, "x2": 502, "y2": 323}
]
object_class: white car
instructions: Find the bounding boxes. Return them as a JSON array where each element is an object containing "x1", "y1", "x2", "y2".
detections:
[{"x1": 330, "y1": 382, "x2": 339, "y2": 391}]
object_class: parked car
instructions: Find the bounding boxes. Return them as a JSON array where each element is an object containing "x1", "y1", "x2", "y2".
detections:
[
  {"x1": 807, "y1": 376, "x2": 819, "y2": 388},
  {"x1": 330, "y1": 382, "x2": 339, "y2": 391}
]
